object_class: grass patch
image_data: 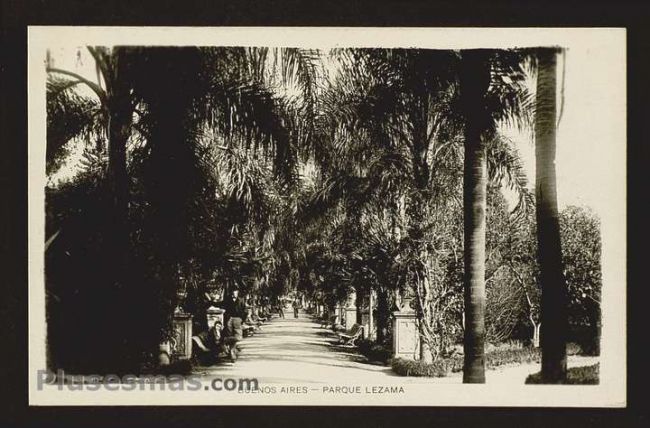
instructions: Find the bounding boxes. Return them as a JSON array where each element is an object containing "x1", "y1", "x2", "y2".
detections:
[
  {"x1": 525, "y1": 363, "x2": 599, "y2": 384},
  {"x1": 391, "y1": 343, "x2": 583, "y2": 377}
]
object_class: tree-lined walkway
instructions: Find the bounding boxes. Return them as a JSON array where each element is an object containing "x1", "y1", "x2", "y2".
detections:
[
  {"x1": 191, "y1": 313, "x2": 597, "y2": 385},
  {"x1": 45, "y1": 46, "x2": 599, "y2": 384},
  {"x1": 193, "y1": 312, "x2": 401, "y2": 384}
]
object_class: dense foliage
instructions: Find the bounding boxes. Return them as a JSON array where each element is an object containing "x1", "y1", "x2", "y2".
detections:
[{"x1": 44, "y1": 46, "x2": 601, "y2": 374}]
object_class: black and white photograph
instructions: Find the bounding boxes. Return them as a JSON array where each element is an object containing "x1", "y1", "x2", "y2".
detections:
[{"x1": 27, "y1": 27, "x2": 626, "y2": 406}]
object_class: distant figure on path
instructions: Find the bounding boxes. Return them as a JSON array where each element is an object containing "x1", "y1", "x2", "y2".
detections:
[
  {"x1": 277, "y1": 299, "x2": 285, "y2": 318},
  {"x1": 292, "y1": 298, "x2": 300, "y2": 318}
]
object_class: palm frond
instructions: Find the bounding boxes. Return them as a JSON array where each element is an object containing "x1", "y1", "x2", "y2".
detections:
[
  {"x1": 486, "y1": 134, "x2": 535, "y2": 218},
  {"x1": 46, "y1": 77, "x2": 105, "y2": 175},
  {"x1": 200, "y1": 77, "x2": 297, "y2": 185},
  {"x1": 487, "y1": 50, "x2": 535, "y2": 131}
]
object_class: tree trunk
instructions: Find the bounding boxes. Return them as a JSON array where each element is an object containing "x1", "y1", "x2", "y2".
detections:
[
  {"x1": 102, "y1": 48, "x2": 136, "y2": 372},
  {"x1": 105, "y1": 47, "x2": 132, "y2": 250},
  {"x1": 376, "y1": 287, "x2": 390, "y2": 344},
  {"x1": 356, "y1": 287, "x2": 363, "y2": 324},
  {"x1": 460, "y1": 51, "x2": 491, "y2": 384},
  {"x1": 420, "y1": 339, "x2": 433, "y2": 363},
  {"x1": 535, "y1": 48, "x2": 568, "y2": 383},
  {"x1": 106, "y1": 106, "x2": 131, "y2": 268},
  {"x1": 407, "y1": 113, "x2": 432, "y2": 366},
  {"x1": 532, "y1": 321, "x2": 541, "y2": 348},
  {"x1": 368, "y1": 289, "x2": 375, "y2": 340}
]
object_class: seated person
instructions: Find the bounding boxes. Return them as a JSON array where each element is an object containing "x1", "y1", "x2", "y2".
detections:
[
  {"x1": 242, "y1": 309, "x2": 261, "y2": 335},
  {"x1": 246, "y1": 309, "x2": 264, "y2": 326},
  {"x1": 192, "y1": 320, "x2": 223, "y2": 363},
  {"x1": 262, "y1": 305, "x2": 271, "y2": 320},
  {"x1": 190, "y1": 287, "x2": 221, "y2": 334},
  {"x1": 253, "y1": 311, "x2": 267, "y2": 323}
]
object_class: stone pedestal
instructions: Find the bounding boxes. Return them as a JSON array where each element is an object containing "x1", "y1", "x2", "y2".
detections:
[
  {"x1": 360, "y1": 290, "x2": 376, "y2": 340},
  {"x1": 344, "y1": 306, "x2": 357, "y2": 330},
  {"x1": 334, "y1": 305, "x2": 343, "y2": 325},
  {"x1": 392, "y1": 301, "x2": 419, "y2": 360},
  {"x1": 171, "y1": 312, "x2": 193, "y2": 360},
  {"x1": 343, "y1": 289, "x2": 358, "y2": 330},
  {"x1": 361, "y1": 310, "x2": 370, "y2": 339},
  {"x1": 206, "y1": 306, "x2": 225, "y2": 329}
]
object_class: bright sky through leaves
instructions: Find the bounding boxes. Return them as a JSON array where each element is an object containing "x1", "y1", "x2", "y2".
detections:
[{"x1": 47, "y1": 45, "x2": 618, "y2": 219}]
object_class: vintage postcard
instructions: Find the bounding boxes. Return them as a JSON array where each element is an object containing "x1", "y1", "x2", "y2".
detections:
[{"x1": 28, "y1": 26, "x2": 626, "y2": 406}]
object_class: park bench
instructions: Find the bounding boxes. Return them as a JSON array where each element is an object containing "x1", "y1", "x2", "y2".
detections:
[{"x1": 337, "y1": 323, "x2": 364, "y2": 347}]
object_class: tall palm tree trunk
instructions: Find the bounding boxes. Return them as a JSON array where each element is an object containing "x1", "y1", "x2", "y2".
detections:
[
  {"x1": 460, "y1": 51, "x2": 491, "y2": 383},
  {"x1": 105, "y1": 48, "x2": 133, "y2": 261},
  {"x1": 95, "y1": 48, "x2": 136, "y2": 372},
  {"x1": 106, "y1": 102, "x2": 131, "y2": 274},
  {"x1": 535, "y1": 48, "x2": 568, "y2": 383},
  {"x1": 376, "y1": 287, "x2": 390, "y2": 344}
]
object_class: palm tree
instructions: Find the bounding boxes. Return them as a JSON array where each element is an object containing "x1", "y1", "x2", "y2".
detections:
[
  {"x1": 45, "y1": 46, "x2": 318, "y2": 371},
  {"x1": 304, "y1": 48, "x2": 533, "y2": 363},
  {"x1": 458, "y1": 50, "x2": 491, "y2": 383},
  {"x1": 48, "y1": 47, "x2": 137, "y2": 289},
  {"x1": 458, "y1": 48, "x2": 534, "y2": 383},
  {"x1": 46, "y1": 45, "x2": 317, "y2": 253},
  {"x1": 47, "y1": 47, "x2": 144, "y2": 371},
  {"x1": 116, "y1": 46, "x2": 318, "y2": 357},
  {"x1": 534, "y1": 47, "x2": 568, "y2": 383}
]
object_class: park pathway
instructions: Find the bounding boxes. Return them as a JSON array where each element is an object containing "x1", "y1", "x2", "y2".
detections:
[
  {"x1": 193, "y1": 310, "x2": 404, "y2": 384},
  {"x1": 192, "y1": 311, "x2": 598, "y2": 385}
]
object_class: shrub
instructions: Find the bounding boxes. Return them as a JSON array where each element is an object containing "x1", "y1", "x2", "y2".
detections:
[
  {"x1": 357, "y1": 339, "x2": 393, "y2": 364},
  {"x1": 525, "y1": 363, "x2": 599, "y2": 384},
  {"x1": 391, "y1": 355, "x2": 464, "y2": 377},
  {"x1": 357, "y1": 339, "x2": 374, "y2": 357},
  {"x1": 566, "y1": 342, "x2": 583, "y2": 356}
]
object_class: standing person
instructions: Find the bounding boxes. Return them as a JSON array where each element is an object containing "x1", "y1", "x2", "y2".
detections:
[
  {"x1": 219, "y1": 287, "x2": 246, "y2": 326},
  {"x1": 276, "y1": 297, "x2": 285, "y2": 318},
  {"x1": 217, "y1": 287, "x2": 246, "y2": 361},
  {"x1": 292, "y1": 298, "x2": 300, "y2": 318}
]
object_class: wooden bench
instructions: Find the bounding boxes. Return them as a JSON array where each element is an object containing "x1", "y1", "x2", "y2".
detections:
[{"x1": 337, "y1": 323, "x2": 364, "y2": 347}]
